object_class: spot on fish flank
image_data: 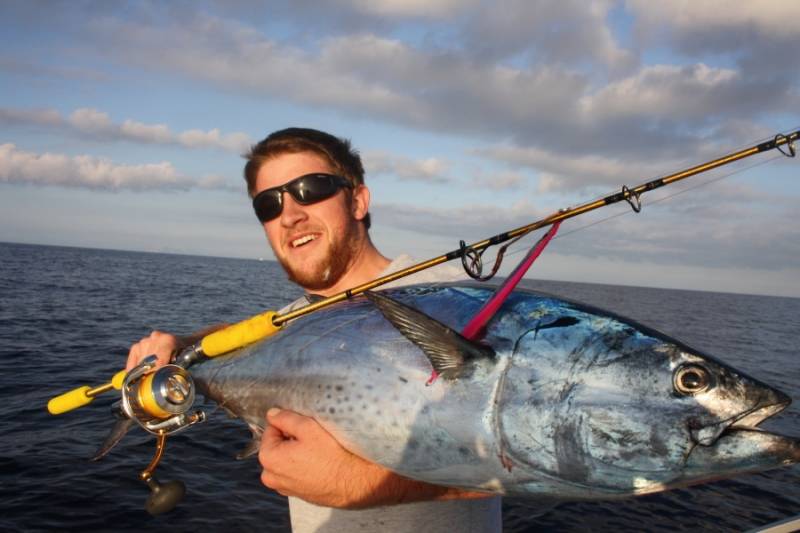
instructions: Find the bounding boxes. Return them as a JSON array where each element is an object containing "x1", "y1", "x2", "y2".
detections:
[{"x1": 399, "y1": 376, "x2": 408, "y2": 384}]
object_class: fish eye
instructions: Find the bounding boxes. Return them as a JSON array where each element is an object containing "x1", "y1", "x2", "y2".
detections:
[{"x1": 674, "y1": 364, "x2": 711, "y2": 395}]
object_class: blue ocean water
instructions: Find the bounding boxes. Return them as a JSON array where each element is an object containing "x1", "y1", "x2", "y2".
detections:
[{"x1": 1, "y1": 241, "x2": 798, "y2": 532}]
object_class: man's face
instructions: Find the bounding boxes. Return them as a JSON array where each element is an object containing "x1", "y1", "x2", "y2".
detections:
[{"x1": 255, "y1": 152, "x2": 362, "y2": 291}]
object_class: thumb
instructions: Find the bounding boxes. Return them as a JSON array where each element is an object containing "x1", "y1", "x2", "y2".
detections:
[{"x1": 266, "y1": 407, "x2": 313, "y2": 438}]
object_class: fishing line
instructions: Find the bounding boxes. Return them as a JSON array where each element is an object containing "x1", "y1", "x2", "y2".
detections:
[{"x1": 500, "y1": 133, "x2": 795, "y2": 261}]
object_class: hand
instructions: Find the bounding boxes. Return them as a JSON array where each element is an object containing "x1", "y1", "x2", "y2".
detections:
[
  {"x1": 258, "y1": 408, "x2": 490, "y2": 509},
  {"x1": 126, "y1": 330, "x2": 181, "y2": 371}
]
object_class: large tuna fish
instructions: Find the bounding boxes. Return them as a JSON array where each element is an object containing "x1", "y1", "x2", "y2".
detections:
[{"x1": 190, "y1": 283, "x2": 800, "y2": 498}]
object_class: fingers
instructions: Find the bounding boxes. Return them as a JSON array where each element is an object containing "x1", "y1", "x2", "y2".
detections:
[
  {"x1": 126, "y1": 330, "x2": 179, "y2": 370},
  {"x1": 260, "y1": 421, "x2": 287, "y2": 450},
  {"x1": 265, "y1": 407, "x2": 315, "y2": 437},
  {"x1": 259, "y1": 410, "x2": 297, "y2": 495}
]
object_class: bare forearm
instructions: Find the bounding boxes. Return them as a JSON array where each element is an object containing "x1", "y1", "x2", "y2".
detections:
[
  {"x1": 342, "y1": 458, "x2": 492, "y2": 509},
  {"x1": 259, "y1": 408, "x2": 493, "y2": 510}
]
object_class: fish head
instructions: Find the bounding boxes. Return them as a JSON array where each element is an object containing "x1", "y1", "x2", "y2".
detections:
[{"x1": 497, "y1": 297, "x2": 799, "y2": 498}]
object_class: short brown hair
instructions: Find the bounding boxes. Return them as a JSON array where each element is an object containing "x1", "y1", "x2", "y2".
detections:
[{"x1": 244, "y1": 128, "x2": 370, "y2": 229}]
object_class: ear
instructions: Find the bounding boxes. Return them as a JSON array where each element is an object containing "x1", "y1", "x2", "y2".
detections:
[{"x1": 351, "y1": 184, "x2": 370, "y2": 222}]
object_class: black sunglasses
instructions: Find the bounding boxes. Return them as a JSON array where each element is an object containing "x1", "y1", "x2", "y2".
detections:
[{"x1": 252, "y1": 173, "x2": 353, "y2": 223}]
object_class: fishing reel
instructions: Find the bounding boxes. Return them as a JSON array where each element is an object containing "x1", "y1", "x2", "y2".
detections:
[
  {"x1": 121, "y1": 355, "x2": 206, "y2": 515},
  {"x1": 121, "y1": 355, "x2": 204, "y2": 435}
]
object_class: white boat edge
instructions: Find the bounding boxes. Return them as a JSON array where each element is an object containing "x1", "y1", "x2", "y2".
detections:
[{"x1": 746, "y1": 514, "x2": 800, "y2": 533}]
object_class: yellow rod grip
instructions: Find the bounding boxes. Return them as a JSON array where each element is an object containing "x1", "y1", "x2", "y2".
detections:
[
  {"x1": 201, "y1": 310, "x2": 281, "y2": 357},
  {"x1": 111, "y1": 369, "x2": 126, "y2": 390},
  {"x1": 48, "y1": 370, "x2": 127, "y2": 415},
  {"x1": 48, "y1": 386, "x2": 93, "y2": 415}
]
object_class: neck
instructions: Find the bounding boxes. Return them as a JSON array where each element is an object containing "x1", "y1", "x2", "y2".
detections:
[{"x1": 310, "y1": 233, "x2": 390, "y2": 297}]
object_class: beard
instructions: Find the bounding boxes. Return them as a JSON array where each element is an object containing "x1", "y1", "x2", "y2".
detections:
[{"x1": 275, "y1": 222, "x2": 360, "y2": 292}]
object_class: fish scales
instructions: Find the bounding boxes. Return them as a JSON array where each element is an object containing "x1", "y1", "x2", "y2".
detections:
[{"x1": 190, "y1": 283, "x2": 800, "y2": 499}]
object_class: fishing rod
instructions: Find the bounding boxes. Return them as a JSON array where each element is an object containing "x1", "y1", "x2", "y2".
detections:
[
  {"x1": 49, "y1": 128, "x2": 798, "y2": 415},
  {"x1": 46, "y1": 128, "x2": 797, "y2": 515}
]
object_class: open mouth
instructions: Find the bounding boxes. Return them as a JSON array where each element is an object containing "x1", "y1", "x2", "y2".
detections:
[
  {"x1": 681, "y1": 392, "x2": 800, "y2": 480},
  {"x1": 291, "y1": 234, "x2": 318, "y2": 248}
]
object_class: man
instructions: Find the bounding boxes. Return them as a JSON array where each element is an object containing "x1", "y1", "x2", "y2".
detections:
[{"x1": 127, "y1": 128, "x2": 502, "y2": 532}]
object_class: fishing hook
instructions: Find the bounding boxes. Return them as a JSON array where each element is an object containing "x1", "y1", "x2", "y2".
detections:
[{"x1": 776, "y1": 133, "x2": 796, "y2": 158}]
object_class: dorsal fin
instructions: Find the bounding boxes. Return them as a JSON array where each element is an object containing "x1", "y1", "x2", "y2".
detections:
[{"x1": 365, "y1": 291, "x2": 494, "y2": 379}]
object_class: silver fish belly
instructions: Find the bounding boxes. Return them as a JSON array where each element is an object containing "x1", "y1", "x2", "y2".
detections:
[{"x1": 190, "y1": 283, "x2": 800, "y2": 499}]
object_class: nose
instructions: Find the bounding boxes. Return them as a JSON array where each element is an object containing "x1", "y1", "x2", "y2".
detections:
[{"x1": 279, "y1": 192, "x2": 308, "y2": 227}]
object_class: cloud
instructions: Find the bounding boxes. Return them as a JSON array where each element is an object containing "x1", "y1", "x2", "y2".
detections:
[
  {"x1": 0, "y1": 143, "x2": 230, "y2": 191},
  {"x1": 0, "y1": 56, "x2": 111, "y2": 82},
  {"x1": 3, "y1": 9, "x2": 794, "y2": 202},
  {"x1": 344, "y1": 0, "x2": 471, "y2": 19},
  {"x1": 627, "y1": 1, "x2": 800, "y2": 44},
  {"x1": 363, "y1": 150, "x2": 450, "y2": 183},
  {"x1": 73, "y1": 11, "x2": 798, "y2": 183},
  {"x1": 460, "y1": 0, "x2": 635, "y2": 72},
  {"x1": 469, "y1": 170, "x2": 529, "y2": 191},
  {"x1": 120, "y1": 120, "x2": 173, "y2": 144},
  {"x1": 374, "y1": 179, "x2": 799, "y2": 272},
  {"x1": 579, "y1": 63, "x2": 796, "y2": 126},
  {"x1": 0, "y1": 106, "x2": 252, "y2": 153},
  {"x1": 69, "y1": 108, "x2": 113, "y2": 134},
  {"x1": 0, "y1": 107, "x2": 62, "y2": 126},
  {"x1": 374, "y1": 200, "x2": 549, "y2": 241},
  {"x1": 626, "y1": 1, "x2": 800, "y2": 77},
  {"x1": 177, "y1": 128, "x2": 252, "y2": 153}
]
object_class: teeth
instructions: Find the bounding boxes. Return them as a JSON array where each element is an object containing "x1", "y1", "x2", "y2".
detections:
[{"x1": 292, "y1": 235, "x2": 317, "y2": 247}]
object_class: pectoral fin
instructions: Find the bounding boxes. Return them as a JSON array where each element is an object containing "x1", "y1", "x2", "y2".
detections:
[
  {"x1": 365, "y1": 291, "x2": 494, "y2": 379},
  {"x1": 236, "y1": 423, "x2": 263, "y2": 460},
  {"x1": 91, "y1": 417, "x2": 135, "y2": 461}
]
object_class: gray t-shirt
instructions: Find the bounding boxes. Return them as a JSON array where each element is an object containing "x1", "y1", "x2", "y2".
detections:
[{"x1": 278, "y1": 255, "x2": 502, "y2": 533}]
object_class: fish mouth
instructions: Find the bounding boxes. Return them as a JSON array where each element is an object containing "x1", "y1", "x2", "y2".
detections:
[
  {"x1": 684, "y1": 426, "x2": 800, "y2": 479},
  {"x1": 684, "y1": 391, "x2": 800, "y2": 477},
  {"x1": 691, "y1": 391, "x2": 791, "y2": 446}
]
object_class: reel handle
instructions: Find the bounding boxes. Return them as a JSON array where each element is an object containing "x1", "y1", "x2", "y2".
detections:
[{"x1": 47, "y1": 370, "x2": 126, "y2": 415}]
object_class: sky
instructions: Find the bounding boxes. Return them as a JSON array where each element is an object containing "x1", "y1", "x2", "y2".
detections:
[{"x1": 1, "y1": 1, "x2": 799, "y2": 297}]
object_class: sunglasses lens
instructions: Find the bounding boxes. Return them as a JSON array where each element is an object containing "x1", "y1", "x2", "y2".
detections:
[
  {"x1": 253, "y1": 191, "x2": 281, "y2": 223},
  {"x1": 252, "y1": 174, "x2": 351, "y2": 223},
  {"x1": 290, "y1": 175, "x2": 339, "y2": 204}
]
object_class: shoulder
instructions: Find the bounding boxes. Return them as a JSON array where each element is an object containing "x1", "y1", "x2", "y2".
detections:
[{"x1": 381, "y1": 254, "x2": 466, "y2": 287}]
